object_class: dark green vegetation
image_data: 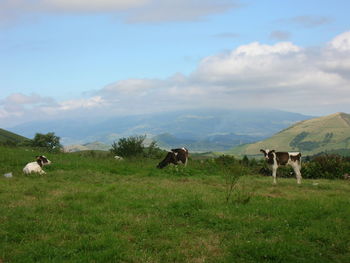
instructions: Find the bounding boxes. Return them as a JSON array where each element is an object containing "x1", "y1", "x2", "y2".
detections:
[{"x1": 1, "y1": 146, "x2": 350, "y2": 262}]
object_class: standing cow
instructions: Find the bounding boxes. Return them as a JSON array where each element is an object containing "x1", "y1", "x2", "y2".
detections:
[
  {"x1": 260, "y1": 149, "x2": 302, "y2": 184},
  {"x1": 157, "y1": 148, "x2": 189, "y2": 169}
]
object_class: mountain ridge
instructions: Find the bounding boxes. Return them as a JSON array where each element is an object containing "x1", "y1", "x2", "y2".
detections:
[{"x1": 8, "y1": 108, "x2": 312, "y2": 151}]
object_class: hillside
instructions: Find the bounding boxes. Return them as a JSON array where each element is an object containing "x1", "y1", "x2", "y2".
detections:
[
  {"x1": 229, "y1": 112, "x2": 350, "y2": 156},
  {"x1": 0, "y1": 128, "x2": 29, "y2": 144}
]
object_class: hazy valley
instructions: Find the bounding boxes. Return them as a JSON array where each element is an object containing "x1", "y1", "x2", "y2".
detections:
[{"x1": 7, "y1": 108, "x2": 312, "y2": 152}]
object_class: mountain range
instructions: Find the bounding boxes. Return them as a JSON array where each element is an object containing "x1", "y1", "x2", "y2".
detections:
[
  {"x1": 7, "y1": 108, "x2": 312, "y2": 152},
  {"x1": 3, "y1": 110, "x2": 350, "y2": 156}
]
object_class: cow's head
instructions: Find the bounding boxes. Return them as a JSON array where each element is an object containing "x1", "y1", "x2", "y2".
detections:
[
  {"x1": 157, "y1": 152, "x2": 176, "y2": 169},
  {"x1": 260, "y1": 149, "x2": 275, "y2": 164},
  {"x1": 36, "y1": 155, "x2": 51, "y2": 167}
]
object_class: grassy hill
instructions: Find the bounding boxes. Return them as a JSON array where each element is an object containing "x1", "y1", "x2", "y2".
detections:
[
  {"x1": 1, "y1": 145, "x2": 350, "y2": 262},
  {"x1": 0, "y1": 128, "x2": 29, "y2": 145},
  {"x1": 229, "y1": 112, "x2": 350, "y2": 156}
]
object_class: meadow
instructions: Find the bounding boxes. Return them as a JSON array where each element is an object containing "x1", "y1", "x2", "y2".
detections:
[{"x1": 1, "y1": 147, "x2": 350, "y2": 262}]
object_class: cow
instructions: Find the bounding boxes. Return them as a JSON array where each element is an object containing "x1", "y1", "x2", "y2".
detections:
[
  {"x1": 157, "y1": 148, "x2": 189, "y2": 169},
  {"x1": 114, "y1": 155, "x2": 124, "y2": 161},
  {"x1": 260, "y1": 149, "x2": 302, "y2": 184},
  {"x1": 23, "y1": 155, "x2": 51, "y2": 175}
]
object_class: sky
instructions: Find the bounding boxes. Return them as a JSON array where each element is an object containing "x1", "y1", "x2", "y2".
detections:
[{"x1": 1, "y1": 0, "x2": 350, "y2": 127}]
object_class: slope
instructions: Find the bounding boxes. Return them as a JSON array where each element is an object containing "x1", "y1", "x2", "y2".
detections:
[
  {"x1": 229, "y1": 112, "x2": 350, "y2": 156},
  {"x1": 0, "y1": 128, "x2": 29, "y2": 144}
]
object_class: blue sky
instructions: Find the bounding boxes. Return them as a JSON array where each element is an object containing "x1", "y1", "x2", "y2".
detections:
[{"x1": 1, "y1": 0, "x2": 350, "y2": 127}]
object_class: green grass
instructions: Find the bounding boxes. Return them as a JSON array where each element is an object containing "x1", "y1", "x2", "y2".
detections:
[{"x1": 1, "y1": 146, "x2": 350, "y2": 262}]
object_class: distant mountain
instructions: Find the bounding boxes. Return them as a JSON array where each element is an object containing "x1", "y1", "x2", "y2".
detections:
[
  {"x1": 0, "y1": 128, "x2": 29, "y2": 145},
  {"x1": 64, "y1": 141, "x2": 111, "y2": 152},
  {"x1": 154, "y1": 132, "x2": 264, "y2": 152},
  {"x1": 229, "y1": 112, "x2": 350, "y2": 156},
  {"x1": 8, "y1": 108, "x2": 312, "y2": 152}
]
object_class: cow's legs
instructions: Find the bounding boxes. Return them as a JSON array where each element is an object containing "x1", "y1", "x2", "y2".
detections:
[
  {"x1": 272, "y1": 165, "x2": 278, "y2": 184},
  {"x1": 292, "y1": 164, "x2": 302, "y2": 184}
]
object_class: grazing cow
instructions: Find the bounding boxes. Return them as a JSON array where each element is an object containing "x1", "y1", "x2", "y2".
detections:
[
  {"x1": 260, "y1": 149, "x2": 302, "y2": 184},
  {"x1": 157, "y1": 148, "x2": 189, "y2": 169},
  {"x1": 23, "y1": 155, "x2": 51, "y2": 175}
]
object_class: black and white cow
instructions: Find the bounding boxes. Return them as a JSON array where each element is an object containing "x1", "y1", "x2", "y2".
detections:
[
  {"x1": 157, "y1": 148, "x2": 189, "y2": 169},
  {"x1": 260, "y1": 149, "x2": 302, "y2": 184},
  {"x1": 23, "y1": 155, "x2": 51, "y2": 175}
]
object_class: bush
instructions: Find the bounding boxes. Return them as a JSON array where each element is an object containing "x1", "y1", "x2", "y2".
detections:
[
  {"x1": 302, "y1": 154, "x2": 350, "y2": 179},
  {"x1": 111, "y1": 135, "x2": 146, "y2": 158},
  {"x1": 110, "y1": 135, "x2": 163, "y2": 159},
  {"x1": 31, "y1": 132, "x2": 62, "y2": 152},
  {"x1": 144, "y1": 141, "x2": 165, "y2": 159},
  {"x1": 215, "y1": 155, "x2": 236, "y2": 167}
]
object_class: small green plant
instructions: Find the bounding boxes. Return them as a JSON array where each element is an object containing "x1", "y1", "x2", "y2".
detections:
[{"x1": 216, "y1": 155, "x2": 247, "y2": 203}]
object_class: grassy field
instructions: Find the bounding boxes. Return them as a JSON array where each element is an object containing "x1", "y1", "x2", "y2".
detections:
[{"x1": 1, "y1": 147, "x2": 350, "y2": 262}]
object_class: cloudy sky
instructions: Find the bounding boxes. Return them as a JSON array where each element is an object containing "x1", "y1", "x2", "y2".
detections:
[{"x1": 1, "y1": 0, "x2": 350, "y2": 127}]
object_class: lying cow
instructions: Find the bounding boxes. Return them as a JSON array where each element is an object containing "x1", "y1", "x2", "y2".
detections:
[
  {"x1": 157, "y1": 148, "x2": 189, "y2": 169},
  {"x1": 114, "y1": 155, "x2": 124, "y2": 161},
  {"x1": 260, "y1": 149, "x2": 302, "y2": 184},
  {"x1": 23, "y1": 155, "x2": 51, "y2": 175}
]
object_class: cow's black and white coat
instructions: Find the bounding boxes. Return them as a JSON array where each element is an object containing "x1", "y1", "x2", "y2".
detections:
[
  {"x1": 260, "y1": 149, "x2": 302, "y2": 184},
  {"x1": 23, "y1": 155, "x2": 51, "y2": 175},
  {"x1": 157, "y1": 148, "x2": 189, "y2": 169}
]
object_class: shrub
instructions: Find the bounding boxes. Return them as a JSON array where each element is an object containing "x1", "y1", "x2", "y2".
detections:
[
  {"x1": 110, "y1": 135, "x2": 146, "y2": 158},
  {"x1": 215, "y1": 155, "x2": 236, "y2": 167},
  {"x1": 302, "y1": 154, "x2": 350, "y2": 179},
  {"x1": 144, "y1": 141, "x2": 165, "y2": 159},
  {"x1": 31, "y1": 132, "x2": 62, "y2": 152},
  {"x1": 110, "y1": 135, "x2": 163, "y2": 159}
]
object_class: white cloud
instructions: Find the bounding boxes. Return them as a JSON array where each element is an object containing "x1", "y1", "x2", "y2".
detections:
[
  {"x1": 1, "y1": 31, "x2": 350, "y2": 126},
  {"x1": 59, "y1": 96, "x2": 105, "y2": 110},
  {"x1": 329, "y1": 31, "x2": 350, "y2": 52},
  {"x1": 192, "y1": 42, "x2": 303, "y2": 85},
  {"x1": 41, "y1": 0, "x2": 150, "y2": 12},
  {"x1": 0, "y1": 0, "x2": 239, "y2": 26},
  {"x1": 125, "y1": 0, "x2": 238, "y2": 23},
  {"x1": 102, "y1": 79, "x2": 162, "y2": 96},
  {"x1": 321, "y1": 31, "x2": 350, "y2": 80}
]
